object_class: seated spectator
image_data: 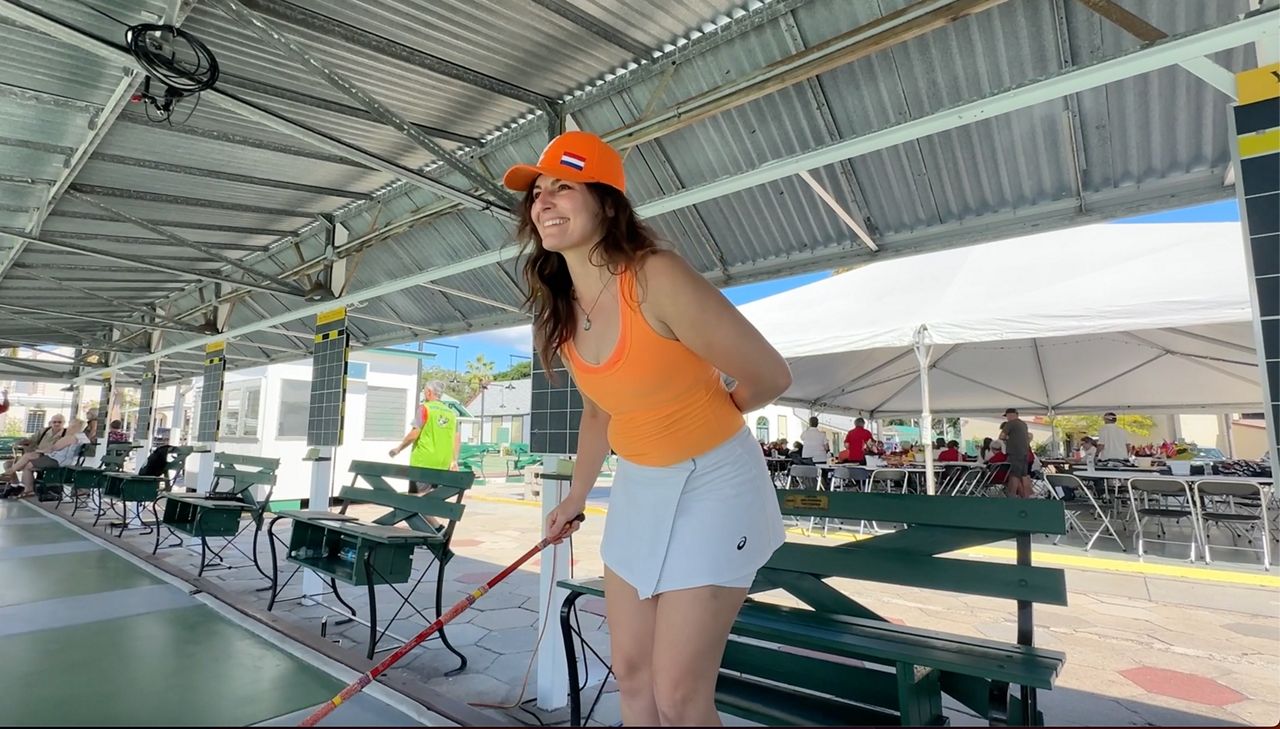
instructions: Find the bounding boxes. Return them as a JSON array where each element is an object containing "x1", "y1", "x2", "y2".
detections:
[
  {"x1": 5, "y1": 418, "x2": 88, "y2": 498},
  {"x1": 5, "y1": 414, "x2": 66, "y2": 474},
  {"x1": 932, "y1": 437, "x2": 947, "y2": 454},
  {"x1": 107, "y1": 420, "x2": 129, "y2": 444},
  {"x1": 1078, "y1": 436, "x2": 1098, "y2": 462},
  {"x1": 977, "y1": 436, "x2": 994, "y2": 464},
  {"x1": 987, "y1": 439, "x2": 1009, "y2": 483},
  {"x1": 938, "y1": 440, "x2": 962, "y2": 462},
  {"x1": 790, "y1": 441, "x2": 808, "y2": 464}
]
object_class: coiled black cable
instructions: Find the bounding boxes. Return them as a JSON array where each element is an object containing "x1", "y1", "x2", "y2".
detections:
[{"x1": 125, "y1": 23, "x2": 219, "y2": 123}]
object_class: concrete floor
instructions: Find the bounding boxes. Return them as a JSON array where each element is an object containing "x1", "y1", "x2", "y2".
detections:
[
  {"x1": 0, "y1": 498, "x2": 430, "y2": 727},
  {"x1": 19, "y1": 479, "x2": 1280, "y2": 727}
]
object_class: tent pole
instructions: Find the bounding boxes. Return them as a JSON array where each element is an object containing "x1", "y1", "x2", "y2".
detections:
[
  {"x1": 1222, "y1": 413, "x2": 1236, "y2": 459},
  {"x1": 1047, "y1": 408, "x2": 1060, "y2": 458},
  {"x1": 914, "y1": 325, "x2": 936, "y2": 495}
]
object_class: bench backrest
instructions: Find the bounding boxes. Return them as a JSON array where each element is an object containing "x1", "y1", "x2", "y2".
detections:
[
  {"x1": 761, "y1": 490, "x2": 1067, "y2": 622},
  {"x1": 161, "y1": 445, "x2": 195, "y2": 489},
  {"x1": 339, "y1": 460, "x2": 473, "y2": 540},
  {"x1": 97, "y1": 442, "x2": 138, "y2": 472},
  {"x1": 210, "y1": 453, "x2": 280, "y2": 505}
]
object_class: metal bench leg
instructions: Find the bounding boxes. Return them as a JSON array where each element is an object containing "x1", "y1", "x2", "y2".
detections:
[
  {"x1": 267, "y1": 515, "x2": 285, "y2": 611},
  {"x1": 1015, "y1": 533, "x2": 1038, "y2": 725},
  {"x1": 154, "y1": 499, "x2": 165, "y2": 555},
  {"x1": 365, "y1": 546, "x2": 379, "y2": 660},
  {"x1": 896, "y1": 663, "x2": 943, "y2": 726},
  {"x1": 987, "y1": 680, "x2": 1011, "y2": 726},
  {"x1": 198, "y1": 535, "x2": 210, "y2": 577},
  {"x1": 329, "y1": 577, "x2": 357, "y2": 621},
  {"x1": 436, "y1": 555, "x2": 467, "y2": 677},
  {"x1": 251, "y1": 515, "x2": 270, "y2": 580},
  {"x1": 92, "y1": 495, "x2": 109, "y2": 527},
  {"x1": 561, "y1": 591, "x2": 586, "y2": 727}
]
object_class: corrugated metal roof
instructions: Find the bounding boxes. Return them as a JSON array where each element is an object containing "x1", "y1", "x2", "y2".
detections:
[{"x1": 0, "y1": 0, "x2": 1268, "y2": 381}]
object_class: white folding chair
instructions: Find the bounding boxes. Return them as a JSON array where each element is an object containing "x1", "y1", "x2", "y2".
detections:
[
  {"x1": 786, "y1": 464, "x2": 821, "y2": 536},
  {"x1": 867, "y1": 468, "x2": 908, "y2": 495},
  {"x1": 1194, "y1": 480, "x2": 1271, "y2": 570},
  {"x1": 819, "y1": 466, "x2": 872, "y2": 536},
  {"x1": 937, "y1": 464, "x2": 969, "y2": 495},
  {"x1": 1046, "y1": 473, "x2": 1124, "y2": 552},
  {"x1": 1127, "y1": 477, "x2": 1199, "y2": 561},
  {"x1": 977, "y1": 462, "x2": 1011, "y2": 498},
  {"x1": 947, "y1": 468, "x2": 981, "y2": 497}
]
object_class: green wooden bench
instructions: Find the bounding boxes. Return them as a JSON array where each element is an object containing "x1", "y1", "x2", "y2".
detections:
[
  {"x1": 505, "y1": 442, "x2": 541, "y2": 477},
  {"x1": 155, "y1": 452, "x2": 279, "y2": 577},
  {"x1": 559, "y1": 490, "x2": 1067, "y2": 726},
  {"x1": 266, "y1": 460, "x2": 474, "y2": 670},
  {"x1": 45, "y1": 442, "x2": 132, "y2": 512},
  {"x1": 458, "y1": 443, "x2": 494, "y2": 475},
  {"x1": 0, "y1": 435, "x2": 24, "y2": 464},
  {"x1": 33, "y1": 445, "x2": 95, "y2": 503}
]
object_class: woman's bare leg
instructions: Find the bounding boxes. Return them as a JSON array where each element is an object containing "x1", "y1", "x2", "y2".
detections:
[
  {"x1": 604, "y1": 566, "x2": 660, "y2": 726},
  {"x1": 651, "y1": 584, "x2": 749, "y2": 726}
]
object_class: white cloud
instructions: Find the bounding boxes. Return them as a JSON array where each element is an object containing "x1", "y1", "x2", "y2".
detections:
[{"x1": 470, "y1": 324, "x2": 532, "y2": 349}]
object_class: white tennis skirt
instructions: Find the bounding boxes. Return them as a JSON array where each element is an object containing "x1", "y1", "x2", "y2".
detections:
[{"x1": 601, "y1": 426, "x2": 786, "y2": 600}]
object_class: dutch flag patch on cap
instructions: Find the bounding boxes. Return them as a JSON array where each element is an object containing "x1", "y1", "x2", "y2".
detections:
[{"x1": 560, "y1": 151, "x2": 586, "y2": 171}]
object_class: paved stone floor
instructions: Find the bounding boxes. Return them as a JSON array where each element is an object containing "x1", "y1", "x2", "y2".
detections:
[{"x1": 34, "y1": 479, "x2": 1280, "y2": 727}]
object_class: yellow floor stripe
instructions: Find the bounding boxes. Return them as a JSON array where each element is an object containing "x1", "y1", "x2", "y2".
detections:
[
  {"x1": 786, "y1": 528, "x2": 1280, "y2": 588},
  {"x1": 466, "y1": 495, "x2": 1277, "y2": 587}
]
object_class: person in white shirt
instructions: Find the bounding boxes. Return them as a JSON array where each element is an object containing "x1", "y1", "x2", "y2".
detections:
[
  {"x1": 1078, "y1": 436, "x2": 1099, "y2": 463},
  {"x1": 12, "y1": 418, "x2": 88, "y2": 497},
  {"x1": 1096, "y1": 413, "x2": 1131, "y2": 463},
  {"x1": 799, "y1": 417, "x2": 829, "y2": 463}
]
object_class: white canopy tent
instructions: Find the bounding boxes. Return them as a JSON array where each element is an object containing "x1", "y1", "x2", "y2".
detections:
[{"x1": 741, "y1": 223, "x2": 1263, "y2": 493}]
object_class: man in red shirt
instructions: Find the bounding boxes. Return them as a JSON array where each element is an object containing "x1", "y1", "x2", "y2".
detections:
[
  {"x1": 937, "y1": 440, "x2": 962, "y2": 462},
  {"x1": 986, "y1": 439, "x2": 1009, "y2": 483},
  {"x1": 843, "y1": 418, "x2": 874, "y2": 465}
]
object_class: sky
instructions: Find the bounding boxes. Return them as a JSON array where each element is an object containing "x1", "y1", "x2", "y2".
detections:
[{"x1": 400, "y1": 199, "x2": 1242, "y2": 373}]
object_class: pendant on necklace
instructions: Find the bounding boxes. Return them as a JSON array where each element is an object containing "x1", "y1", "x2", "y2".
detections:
[{"x1": 583, "y1": 318, "x2": 592, "y2": 331}]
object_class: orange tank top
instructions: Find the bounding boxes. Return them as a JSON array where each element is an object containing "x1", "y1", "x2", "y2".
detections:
[{"x1": 562, "y1": 268, "x2": 745, "y2": 467}]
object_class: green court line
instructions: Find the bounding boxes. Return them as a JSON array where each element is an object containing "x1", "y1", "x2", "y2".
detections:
[
  {"x1": 0, "y1": 604, "x2": 344, "y2": 726},
  {"x1": 0, "y1": 548, "x2": 164, "y2": 607},
  {"x1": 0, "y1": 520, "x2": 80, "y2": 548}
]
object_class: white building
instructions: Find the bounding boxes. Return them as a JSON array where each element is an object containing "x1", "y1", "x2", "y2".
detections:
[
  {"x1": 194, "y1": 348, "x2": 424, "y2": 506},
  {"x1": 463, "y1": 378, "x2": 531, "y2": 446},
  {"x1": 745, "y1": 403, "x2": 853, "y2": 455}
]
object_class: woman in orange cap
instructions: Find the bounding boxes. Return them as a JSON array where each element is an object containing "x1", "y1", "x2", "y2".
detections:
[{"x1": 505, "y1": 131, "x2": 792, "y2": 726}]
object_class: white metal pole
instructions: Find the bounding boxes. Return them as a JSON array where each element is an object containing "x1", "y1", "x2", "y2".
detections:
[
  {"x1": 914, "y1": 325, "x2": 936, "y2": 495},
  {"x1": 536, "y1": 457, "x2": 572, "y2": 710},
  {"x1": 1222, "y1": 413, "x2": 1236, "y2": 459},
  {"x1": 304, "y1": 446, "x2": 337, "y2": 597},
  {"x1": 1047, "y1": 409, "x2": 1060, "y2": 458}
]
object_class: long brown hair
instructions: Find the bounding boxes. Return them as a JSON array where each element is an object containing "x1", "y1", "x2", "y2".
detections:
[{"x1": 518, "y1": 182, "x2": 661, "y2": 374}]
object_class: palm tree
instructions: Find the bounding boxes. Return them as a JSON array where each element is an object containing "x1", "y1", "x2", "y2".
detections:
[{"x1": 464, "y1": 355, "x2": 496, "y2": 441}]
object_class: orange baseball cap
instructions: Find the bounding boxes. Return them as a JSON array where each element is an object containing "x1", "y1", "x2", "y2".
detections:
[{"x1": 502, "y1": 130, "x2": 626, "y2": 194}]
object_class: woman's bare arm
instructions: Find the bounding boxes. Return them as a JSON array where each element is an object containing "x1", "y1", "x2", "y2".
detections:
[{"x1": 642, "y1": 250, "x2": 791, "y2": 412}]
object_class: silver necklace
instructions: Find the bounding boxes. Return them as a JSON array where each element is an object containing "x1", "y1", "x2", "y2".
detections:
[{"x1": 575, "y1": 273, "x2": 616, "y2": 331}]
